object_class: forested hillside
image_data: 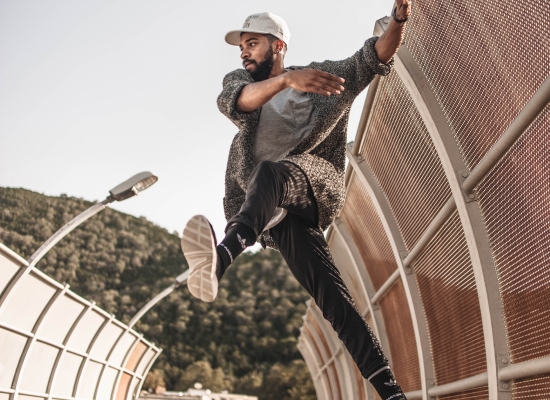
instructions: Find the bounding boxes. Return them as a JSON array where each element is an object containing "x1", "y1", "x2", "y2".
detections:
[{"x1": 0, "y1": 187, "x2": 316, "y2": 399}]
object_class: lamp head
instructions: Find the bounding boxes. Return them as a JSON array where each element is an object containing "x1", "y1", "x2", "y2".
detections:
[{"x1": 108, "y1": 171, "x2": 158, "y2": 202}]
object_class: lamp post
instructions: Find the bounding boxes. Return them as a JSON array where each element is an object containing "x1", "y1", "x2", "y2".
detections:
[
  {"x1": 0, "y1": 171, "x2": 158, "y2": 307},
  {"x1": 129, "y1": 269, "x2": 189, "y2": 329}
]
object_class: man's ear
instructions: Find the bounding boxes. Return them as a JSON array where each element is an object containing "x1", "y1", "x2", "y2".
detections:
[{"x1": 276, "y1": 39, "x2": 284, "y2": 53}]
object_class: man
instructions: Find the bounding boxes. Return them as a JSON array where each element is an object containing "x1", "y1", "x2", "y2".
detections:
[{"x1": 181, "y1": 4, "x2": 411, "y2": 399}]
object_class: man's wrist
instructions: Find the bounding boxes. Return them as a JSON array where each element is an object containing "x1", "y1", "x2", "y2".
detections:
[{"x1": 392, "y1": 6, "x2": 408, "y2": 23}]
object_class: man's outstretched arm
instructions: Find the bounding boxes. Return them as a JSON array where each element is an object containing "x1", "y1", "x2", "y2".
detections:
[
  {"x1": 375, "y1": 0, "x2": 412, "y2": 64},
  {"x1": 236, "y1": 69, "x2": 345, "y2": 112}
]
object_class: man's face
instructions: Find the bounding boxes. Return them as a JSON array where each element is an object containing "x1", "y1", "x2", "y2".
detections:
[{"x1": 239, "y1": 32, "x2": 275, "y2": 82}]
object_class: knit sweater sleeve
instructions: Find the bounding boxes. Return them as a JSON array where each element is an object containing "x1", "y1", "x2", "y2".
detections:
[
  {"x1": 217, "y1": 69, "x2": 260, "y2": 129},
  {"x1": 307, "y1": 36, "x2": 393, "y2": 97}
]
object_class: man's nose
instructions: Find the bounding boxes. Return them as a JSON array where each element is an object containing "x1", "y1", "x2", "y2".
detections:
[{"x1": 241, "y1": 50, "x2": 250, "y2": 60}]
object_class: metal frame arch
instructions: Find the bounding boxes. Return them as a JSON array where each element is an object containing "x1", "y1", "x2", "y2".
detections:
[
  {"x1": 329, "y1": 221, "x2": 392, "y2": 364},
  {"x1": 300, "y1": 333, "x2": 330, "y2": 400},
  {"x1": 309, "y1": 303, "x2": 356, "y2": 400},
  {"x1": 344, "y1": 149, "x2": 435, "y2": 399},
  {"x1": 392, "y1": 44, "x2": 510, "y2": 399}
]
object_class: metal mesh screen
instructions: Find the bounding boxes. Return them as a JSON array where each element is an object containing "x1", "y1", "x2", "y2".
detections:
[
  {"x1": 0, "y1": 274, "x2": 56, "y2": 332},
  {"x1": 404, "y1": 0, "x2": 550, "y2": 170},
  {"x1": 125, "y1": 341, "x2": 148, "y2": 372},
  {"x1": 438, "y1": 386, "x2": 489, "y2": 400},
  {"x1": 116, "y1": 373, "x2": 132, "y2": 400},
  {"x1": 512, "y1": 374, "x2": 550, "y2": 400},
  {"x1": 19, "y1": 341, "x2": 59, "y2": 393},
  {"x1": 0, "y1": 327, "x2": 27, "y2": 388},
  {"x1": 40, "y1": 294, "x2": 85, "y2": 345},
  {"x1": 109, "y1": 331, "x2": 137, "y2": 367},
  {"x1": 477, "y1": 105, "x2": 550, "y2": 367},
  {"x1": 51, "y1": 352, "x2": 83, "y2": 398},
  {"x1": 66, "y1": 309, "x2": 105, "y2": 353},
  {"x1": 90, "y1": 321, "x2": 123, "y2": 361},
  {"x1": 359, "y1": 72, "x2": 451, "y2": 250},
  {"x1": 96, "y1": 367, "x2": 118, "y2": 400},
  {"x1": 412, "y1": 211, "x2": 486, "y2": 384},
  {"x1": 341, "y1": 173, "x2": 397, "y2": 291},
  {"x1": 0, "y1": 254, "x2": 20, "y2": 295},
  {"x1": 78, "y1": 360, "x2": 103, "y2": 399},
  {"x1": 378, "y1": 280, "x2": 421, "y2": 393}
]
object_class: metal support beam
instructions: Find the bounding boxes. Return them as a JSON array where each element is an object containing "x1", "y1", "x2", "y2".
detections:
[
  {"x1": 462, "y1": 76, "x2": 550, "y2": 193},
  {"x1": 371, "y1": 269, "x2": 400, "y2": 305},
  {"x1": 394, "y1": 45, "x2": 511, "y2": 399},
  {"x1": 346, "y1": 144, "x2": 435, "y2": 399}
]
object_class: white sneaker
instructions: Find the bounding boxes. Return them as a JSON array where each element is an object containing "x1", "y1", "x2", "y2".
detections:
[{"x1": 181, "y1": 215, "x2": 218, "y2": 302}]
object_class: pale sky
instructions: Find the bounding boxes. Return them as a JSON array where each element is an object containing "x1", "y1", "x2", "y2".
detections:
[{"x1": 0, "y1": 0, "x2": 394, "y2": 244}]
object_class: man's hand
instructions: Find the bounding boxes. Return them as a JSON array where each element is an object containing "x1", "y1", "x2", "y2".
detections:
[
  {"x1": 374, "y1": 0, "x2": 412, "y2": 64},
  {"x1": 285, "y1": 69, "x2": 345, "y2": 97},
  {"x1": 395, "y1": 0, "x2": 412, "y2": 21},
  {"x1": 236, "y1": 69, "x2": 345, "y2": 112}
]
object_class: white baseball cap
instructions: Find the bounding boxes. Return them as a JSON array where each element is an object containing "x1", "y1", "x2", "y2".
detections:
[{"x1": 225, "y1": 12, "x2": 290, "y2": 46}]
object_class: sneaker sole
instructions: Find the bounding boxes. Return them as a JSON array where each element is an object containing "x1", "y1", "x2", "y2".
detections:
[{"x1": 181, "y1": 215, "x2": 218, "y2": 302}]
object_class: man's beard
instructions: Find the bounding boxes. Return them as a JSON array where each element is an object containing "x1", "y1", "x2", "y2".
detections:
[{"x1": 245, "y1": 47, "x2": 275, "y2": 82}]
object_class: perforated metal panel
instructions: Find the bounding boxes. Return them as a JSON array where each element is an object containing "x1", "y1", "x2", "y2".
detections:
[
  {"x1": 412, "y1": 211, "x2": 486, "y2": 385},
  {"x1": 125, "y1": 341, "x2": 147, "y2": 372},
  {"x1": 0, "y1": 327, "x2": 27, "y2": 388},
  {"x1": 66, "y1": 310, "x2": 105, "y2": 353},
  {"x1": 96, "y1": 367, "x2": 118, "y2": 400},
  {"x1": 40, "y1": 294, "x2": 85, "y2": 345},
  {"x1": 51, "y1": 352, "x2": 83, "y2": 398},
  {"x1": 359, "y1": 72, "x2": 451, "y2": 250},
  {"x1": 19, "y1": 341, "x2": 59, "y2": 393},
  {"x1": 405, "y1": 0, "x2": 550, "y2": 170},
  {"x1": 477, "y1": 106, "x2": 550, "y2": 368},
  {"x1": 90, "y1": 321, "x2": 123, "y2": 361},
  {"x1": 77, "y1": 360, "x2": 103, "y2": 399},
  {"x1": 0, "y1": 273, "x2": 56, "y2": 332},
  {"x1": 116, "y1": 373, "x2": 132, "y2": 400},
  {"x1": 136, "y1": 348, "x2": 156, "y2": 378},
  {"x1": 512, "y1": 374, "x2": 550, "y2": 400},
  {"x1": 0, "y1": 254, "x2": 20, "y2": 295},
  {"x1": 109, "y1": 332, "x2": 138, "y2": 366},
  {"x1": 378, "y1": 280, "x2": 421, "y2": 393},
  {"x1": 341, "y1": 173, "x2": 397, "y2": 291}
]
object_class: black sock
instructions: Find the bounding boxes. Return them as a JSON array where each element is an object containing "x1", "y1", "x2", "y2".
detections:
[
  {"x1": 368, "y1": 367, "x2": 406, "y2": 400},
  {"x1": 215, "y1": 223, "x2": 256, "y2": 279}
]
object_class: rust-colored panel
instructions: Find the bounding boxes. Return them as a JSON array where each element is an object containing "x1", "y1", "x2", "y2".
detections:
[
  {"x1": 359, "y1": 72, "x2": 451, "y2": 250},
  {"x1": 379, "y1": 280, "x2": 421, "y2": 393},
  {"x1": 413, "y1": 211, "x2": 486, "y2": 385},
  {"x1": 341, "y1": 174, "x2": 397, "y2": 291},
  {"x1": 115, "y1": 372, "x2": 132, "y2": 400},
  {"x1": 304, "y1": 326, "x2": 325, "y2": 366},
  {"x1": 478, "y1": 106, "x2": 550, "y2": 366},
  {"x1": 512, "y1": 374, "x2": 550, "y2": 400},
  {"x1": 124, "y1": 341, "x2": 147, "y2": 372},
  {"x1": 405, "y1": 0, "x2": 550, "y2": 170},
  {"x1": 438, "y1": 386, "x2": 489, "y2": 400}
]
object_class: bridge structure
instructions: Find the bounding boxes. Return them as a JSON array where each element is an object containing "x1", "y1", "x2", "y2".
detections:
[{"x1": 298, "y1": 2, "x2": 550, "y2": 399}]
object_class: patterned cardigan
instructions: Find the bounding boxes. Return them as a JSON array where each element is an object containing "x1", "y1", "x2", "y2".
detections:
[{"x1": 217, "y1": 37, "x2": 393, "y2": 248}]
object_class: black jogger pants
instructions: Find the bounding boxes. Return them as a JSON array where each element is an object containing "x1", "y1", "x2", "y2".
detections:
[{"x1": 226, "y1": 160, "x2": 392, "y2": 381}]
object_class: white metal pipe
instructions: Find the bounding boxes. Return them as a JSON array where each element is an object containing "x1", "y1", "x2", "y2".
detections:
[
  {"x1": 128, "y1": 270, "x2": 189, "y2": 328},
  {"x1": 499, "y1": 356, "x2": 550, "y2": 382},
  {"x1": 463, "y1": 76, "x2": 550, "y2": 193},
  {"x1": 428, "y1": 372, "x2": 488, "y2": 397},
  {"x1": 370, "y1": 269, "x2": 400, "y2": 305}
]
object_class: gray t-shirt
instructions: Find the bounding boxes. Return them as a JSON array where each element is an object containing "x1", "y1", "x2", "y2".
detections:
[{"x1": 254, "y1": 87, "x2": 316, "y2": 165}]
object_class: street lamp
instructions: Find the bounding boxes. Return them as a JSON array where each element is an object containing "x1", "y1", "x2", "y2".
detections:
[{"x1": 0, "y1": 171, "x2": 158, "y2": 307}]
